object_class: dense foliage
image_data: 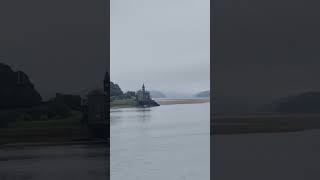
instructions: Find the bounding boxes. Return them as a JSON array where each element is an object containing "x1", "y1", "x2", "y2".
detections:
[
  {"x1": 0, "y1": 63, "x2": 42, "y2": 109},
  {"x1": 0, "y1": 63, "x2": 83, "y2": 127},
  {"x1": 110, "y1": 81, "x2": 123, "y2": 97},
  {"x1": 53, "y1": 93, "x2": 81, "y2": 110}
]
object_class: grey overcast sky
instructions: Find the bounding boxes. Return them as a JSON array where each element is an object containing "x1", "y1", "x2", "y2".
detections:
[
  {"x1": 111, "y1": 0, "x2": 210, "y2": 95},
  {"x1": 0, "y1": 0, "x2": 108, "y2": 99},
  {"x1": 213, "y1": 0, "x2": 320, "y2": 112}
]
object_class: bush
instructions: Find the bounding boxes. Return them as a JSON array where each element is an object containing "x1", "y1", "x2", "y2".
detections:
[
  {"x1": 47, "y1": 102, "x2": 72, "y2": 119},
  {"x1": 125, "y1": 91, "x2": 136, "y2": 97},
  {"x1": 54, "y1": 93, "x2": 81, "y2": 110},
  {"x1": 0, "y1": 111, "x2": 19, "y2": 128}
]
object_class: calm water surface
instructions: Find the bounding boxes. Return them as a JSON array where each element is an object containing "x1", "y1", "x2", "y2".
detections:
[
  {"x1": 0, "y1": 144, "x2": 108, "y2": 180},
  {"x1": 111, "y1": 102, "x2": 210, "y2": 180}
]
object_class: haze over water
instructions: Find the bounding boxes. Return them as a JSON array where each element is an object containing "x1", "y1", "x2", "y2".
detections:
[{"x1": 110, "y1": 102, "x2": 210, "y2": 180}]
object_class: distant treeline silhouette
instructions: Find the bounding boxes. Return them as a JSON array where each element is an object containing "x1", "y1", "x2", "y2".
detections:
[
  {"x1": 269, "y1": 92, "x2": 320, "y2": 113},
  {"x1": 0, "y1": 63, "x2": 41, "y2": 109},
  {"x1": 110, "y1": 81, "x2": 123, "y2": 97}
]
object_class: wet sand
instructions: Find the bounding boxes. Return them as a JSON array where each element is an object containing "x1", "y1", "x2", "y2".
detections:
[{"x1": 154, "y1": 98, "x2": 210, "y2": 105}]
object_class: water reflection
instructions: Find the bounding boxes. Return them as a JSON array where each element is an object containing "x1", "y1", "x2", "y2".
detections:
[
  {"x1": 0, "y1": 144, "x2": 109, "y2": 180},
  {"x1": 136, "y1": 108, "x2": 151, "y2": 122},
  {"x1": 111, "y1": 107, "x2": 152, "y2": 125},
  {"x1": 111, "y1": 103, "x2": 210, "y2": 180}
]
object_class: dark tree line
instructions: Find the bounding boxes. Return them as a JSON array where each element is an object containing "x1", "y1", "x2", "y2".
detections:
[
  {"x1": 110, "y1": 81, "x2": 123, "y2": 97},
  {"x1": 0, "y1": 63, "x2": 42, "y2": 109}
]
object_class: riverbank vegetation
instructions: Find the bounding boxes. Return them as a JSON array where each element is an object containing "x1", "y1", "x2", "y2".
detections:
[
  {"x1": 0, "y1": 111, "x2": 94, "y2": 144},
  {"x1": 0, "y1": 98, "x2": 96, "y2": 144},
  {"x1": 111, "y1": 96, "x2": 137, "y2": 108},
  {"x1": 0, "y1": 63, "x2": 108, "y2": 145},
  {"x1": 110, "y1": 82, "x2": 159, "y2": 108},
  {"x1": 0, "y1": 63, "x2": 95, "y2": 144},
  {"x1": 110, "y1": 82, "x2": 138, "y2": 108}
]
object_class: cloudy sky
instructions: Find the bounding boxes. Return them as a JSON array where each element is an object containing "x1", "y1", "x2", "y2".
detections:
[
  {"x1": 111, "y1": 0, "x2": 210, "y2": 95},
  {"x1": 214, "y1": 0, "x2": 320, "y2": 103},
  {"x1": 0, "y1": 0, "x2": 108, "y2": 99}
]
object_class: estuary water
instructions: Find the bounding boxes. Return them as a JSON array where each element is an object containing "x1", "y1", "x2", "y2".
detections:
[
  {"x1": 213, "y1": 129, "x2": 320, "y2": 180},
  {"x1": 0, "y1": 144, "x2": 108, "y2": 180},
  {"x1": 110, "y1": 101, "x2": 210, "y2": 180}
]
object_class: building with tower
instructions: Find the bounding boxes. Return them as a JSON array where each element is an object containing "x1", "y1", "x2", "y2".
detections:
[{"x1": 136, "y1": 84, "x2": 159, "y2": 107}]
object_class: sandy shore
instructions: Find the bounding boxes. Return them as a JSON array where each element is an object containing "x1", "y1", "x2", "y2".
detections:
[
  {"x1": 154, "y1": 98, "x2": 210, "y2": 105},
  {"x1": 110, "y1": 98, "x2": 210, "y2": 109}
]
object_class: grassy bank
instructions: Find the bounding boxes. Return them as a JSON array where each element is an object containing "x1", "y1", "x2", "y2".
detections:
[
  {"x1": 0, "y1": 111, "x2": 96, "y2": 145},
  {"x1": 110, "y1": 98, "x2": 137, "y2": 108}
]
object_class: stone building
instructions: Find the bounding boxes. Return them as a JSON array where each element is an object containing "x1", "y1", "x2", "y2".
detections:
[
  {"x1": 136, "y1": 84, "x2": 151, "y2": 105},
  {"x1": 136, "y1": 84, "x2": 160, "y2": 107}
]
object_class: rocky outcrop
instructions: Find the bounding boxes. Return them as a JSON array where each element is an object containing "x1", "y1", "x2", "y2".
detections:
[{"x1": 0, "y1": 63, "x2": 42, "y2": 109}]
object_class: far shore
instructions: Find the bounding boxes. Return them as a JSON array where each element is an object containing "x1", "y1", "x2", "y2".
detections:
[
  {"x1": 110, "y1": 104, "x2": 137, "y2": 109},
  {"x1": 110, "y1": 98, "x2": 210, "y2": 109},
  {"x1": 0, "y1": 111, "x2": 109, "y2": 147},
  {"x1": 212, "y1": 113, "x2": 320, "y2": 135},
  {"x1": 0, "y1": 139, "x2": 108, "y2": 148},
  {"x1": 154, "y1": 98, "x2": 210, "y2": 105}
]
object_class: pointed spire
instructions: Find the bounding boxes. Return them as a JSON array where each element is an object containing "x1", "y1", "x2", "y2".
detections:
[
  {"x1": 104, "y1": 71, "x2": 109, "y2": 82},
  {"x1": 142, "y1": 83, "x2": 145, "y2": 92}
]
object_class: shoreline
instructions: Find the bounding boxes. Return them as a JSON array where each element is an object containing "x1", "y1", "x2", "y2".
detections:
[
  {"x1": 154, "y1": 98, "x2": 210, "y2": 105},
  {"x1": 0, "y1": 139, "x2": 108, "y2": 148},
  {"x1": 212, "y1": 113, "x2": 320, "y2": 135},
  {"x1": 0, "y1": 118, "x2": 108, "y2": 147},
  {"x1": 110, "y1": 104, "x2": 136, "y2": 109},
  {"x1": 110, "y1": 98, "x2": 210, "y2": 109}
]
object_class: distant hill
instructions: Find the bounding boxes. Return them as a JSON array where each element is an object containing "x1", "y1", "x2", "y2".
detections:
[
  {"x1": 194, "y1": 90, "x2": 210, "y2": 98},
  {"x1": 163, "y1": 92, "x2": 192, "y2": 98},
  {"x1": 150, "y1": 90, "x2": 166, "y2": 98},
  {"x1": 268, "y1": 92, "x2": 320, "y2": 113}
]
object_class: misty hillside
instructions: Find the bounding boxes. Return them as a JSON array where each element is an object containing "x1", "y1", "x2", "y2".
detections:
[
  {"x1": 213, "y1": 95, "x2": 271, "y2": 114},
  {"x1": 150, "y1": 91, "x2": 166, "y2": 98},
  {"x1": 268, "y1": 92, "x2": 320, "y2": 113},
  {"x1": 194, "y1": 90, "x2": 210, "y2": 98},
  {"x1": 161, "y1": 92, "x2": 192, "y2": 98}
]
